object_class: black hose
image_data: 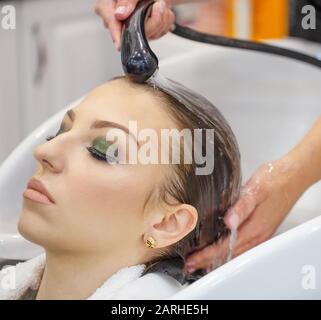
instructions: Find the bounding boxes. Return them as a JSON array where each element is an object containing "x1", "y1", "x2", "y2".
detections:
[{"x1": 171, "y1": 23, "x2": 321, "y2": 69}]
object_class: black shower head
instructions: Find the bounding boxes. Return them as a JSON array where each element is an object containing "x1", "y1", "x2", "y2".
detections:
[{"x1": 120, "y1": 0, "x2": 159, "y2": 83}]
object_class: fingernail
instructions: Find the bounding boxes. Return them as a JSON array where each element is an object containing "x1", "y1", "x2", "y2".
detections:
[
  {"x1": 186, "y1": 261, "x2": 195, "y2": 268},
  {"x1": 187, "y1": 267, "x2": 195, "y2": 273},
  {"x1": 157, "y1": 0, "x2": 166, "y2": 14},
  {"x1": 115, "y1": 6, "x2": 127, "y2": 15},
  {"x1": 170, "y1": 23, "x2": 176, "y2": 32},
  {"x1": 226, "y1": 213, "x2": 240, "y2": 230}
]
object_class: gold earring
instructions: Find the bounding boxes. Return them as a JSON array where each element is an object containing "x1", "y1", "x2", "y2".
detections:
[{"x1": 145, "y1": 236, "x2": 157, "y2": 248}]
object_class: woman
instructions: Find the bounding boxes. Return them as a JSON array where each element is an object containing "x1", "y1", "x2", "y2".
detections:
[{"x1": 0, "y1": 75, "x2": 241, "y2": 300}]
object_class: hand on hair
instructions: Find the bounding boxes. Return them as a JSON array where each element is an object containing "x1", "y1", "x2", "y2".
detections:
[
  {"x1": 184, "y1": 157, "x2": 308, "y2": 273},
  {"x1": 95, "y1": 0, "x2": 175, "y2": 51}
]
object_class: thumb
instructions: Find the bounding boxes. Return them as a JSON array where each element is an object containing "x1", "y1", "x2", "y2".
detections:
[
  {"x1": 114, "y1": 0, "x2": 139, "y2": 20},
  {"x1": 224, "y1": 182, "x2": 266, "y2": 230}
]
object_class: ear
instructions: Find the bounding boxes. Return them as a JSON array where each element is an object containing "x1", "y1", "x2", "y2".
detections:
[{"x1": 145, "y1": 204, "x2": 198, "y2": 248}]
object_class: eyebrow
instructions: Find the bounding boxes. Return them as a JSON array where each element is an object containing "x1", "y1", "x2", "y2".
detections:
[{"x1": 64, "y1": 109, "x2": 139, "y2": 146}]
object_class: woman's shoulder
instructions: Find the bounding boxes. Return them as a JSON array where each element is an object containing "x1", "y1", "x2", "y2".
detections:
[{"x1": 112, "y1": 271, "x2": 187, "y2": 300}]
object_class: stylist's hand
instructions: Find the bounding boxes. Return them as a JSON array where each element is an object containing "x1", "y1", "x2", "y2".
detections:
[
  {"x1": 95, "y1": 0, "x2": 175, "y2": 51},
  {"x1": 185, "y1": 155, "x2": 309, "y2": 273}
]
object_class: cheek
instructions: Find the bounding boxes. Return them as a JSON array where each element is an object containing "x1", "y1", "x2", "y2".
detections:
[
  {"x1": 56, "y1": 164, "x2": 154, "y2": 248},
  {"x1": 67, "y1": 167, "x2": 147, "y2": 215}
]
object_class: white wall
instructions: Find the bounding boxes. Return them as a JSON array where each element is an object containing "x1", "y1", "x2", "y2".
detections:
[{"x1": 0, "y1": 1, "x2": 21, "y2": 164}]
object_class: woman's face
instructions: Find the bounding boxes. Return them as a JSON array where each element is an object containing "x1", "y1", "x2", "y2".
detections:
[{"x1": 18, "y1": 78, "x2": 183, "y2": 262}]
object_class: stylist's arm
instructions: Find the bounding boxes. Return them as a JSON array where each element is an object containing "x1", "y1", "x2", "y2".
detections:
[
  {"x1": 185, "y1": 115, "x2": 321, "y2": 273},
  {"x1": 95, "y1": 0, "x2": 175, "y2": 51}
]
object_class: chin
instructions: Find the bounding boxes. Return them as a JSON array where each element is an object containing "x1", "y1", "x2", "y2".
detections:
[
  {"x1": 18, "y1": 203, "x2": 70, "y2": 253},
  {"x1": 18, "y1": 205, "x2": 51, "y2": 247},
  {"x1": 18, "y1": 211, "x2": 39, "y2": 244}
]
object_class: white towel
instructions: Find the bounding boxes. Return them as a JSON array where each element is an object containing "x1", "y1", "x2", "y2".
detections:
[{"x1": 0, "y1": 254, "x2": 184, "y2": 300}]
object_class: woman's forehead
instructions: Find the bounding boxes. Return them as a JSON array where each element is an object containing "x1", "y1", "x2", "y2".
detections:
[{"x1": 73, "y1": 80, "x2": 176, "y2": 131}]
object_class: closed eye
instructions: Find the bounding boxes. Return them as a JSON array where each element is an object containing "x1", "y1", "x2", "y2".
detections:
[{"x1": 86, "y1": 146, "x2": 118, "y2": 164}]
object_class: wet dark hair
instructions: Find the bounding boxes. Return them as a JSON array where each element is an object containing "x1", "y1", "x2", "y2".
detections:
[{"x1": 110, "y1": 75, "x2": 241, "y2": 284}]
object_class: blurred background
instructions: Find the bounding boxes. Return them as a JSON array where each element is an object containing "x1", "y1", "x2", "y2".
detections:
[{"x1": 0, "y1": 0, "x2": 320, "y2": 165}]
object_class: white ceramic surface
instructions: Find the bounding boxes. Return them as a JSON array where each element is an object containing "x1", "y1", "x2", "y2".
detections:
[
  {"x1": 0, "y1": 38, "x2": 320, "y2": 298},
  {"x1": 161, "y1": 40, "x2": 321, "y2": 299}
]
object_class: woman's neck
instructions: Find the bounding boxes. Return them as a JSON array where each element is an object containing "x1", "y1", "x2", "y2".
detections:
[{"x1": 35, "y1": 249, "x2": 146, "y2": 300}]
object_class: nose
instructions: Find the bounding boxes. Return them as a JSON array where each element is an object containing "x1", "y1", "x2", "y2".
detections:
[{"x1": 34, "y1": 137, "x2": 65, "y2": 174}]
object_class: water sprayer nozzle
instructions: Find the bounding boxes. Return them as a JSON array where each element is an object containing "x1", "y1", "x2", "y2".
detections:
[{"x1": 120, "y1": 0, "x2": 159, "y2": 83}]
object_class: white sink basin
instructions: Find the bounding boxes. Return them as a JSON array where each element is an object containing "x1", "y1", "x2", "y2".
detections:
[
  {"x1": 0, "y1": 38, "x2": 320, "y2": 298},
  {"x1": 159, "y1": 38, "x2": 321, "y2": 299},
  {"x1": 158, "y1": 38, "x2": 321, "y2": 234}
]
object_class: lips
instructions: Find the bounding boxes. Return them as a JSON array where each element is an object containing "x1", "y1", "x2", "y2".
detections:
[{"x1": 23, "y1": 177, "x2": 55, "y2": 205}]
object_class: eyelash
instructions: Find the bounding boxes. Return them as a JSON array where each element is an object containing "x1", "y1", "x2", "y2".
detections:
[
  {"x1": 45, "y1": 133, "x2": 116, "y2": 164},
  {"x1": 46, "y1": 134, "x2": 56, "y2": 142},
  {"x1": 46, "y1": 127, "x2": 64, "y2": 141},
  {"x1": 86, "y1": 146, "x2": 118, "y2": 164}
]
